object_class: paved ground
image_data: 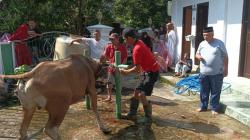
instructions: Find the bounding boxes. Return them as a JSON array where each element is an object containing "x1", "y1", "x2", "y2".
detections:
[{"x1": 0, "y1": 82, "x2": 250, "y2": 140}]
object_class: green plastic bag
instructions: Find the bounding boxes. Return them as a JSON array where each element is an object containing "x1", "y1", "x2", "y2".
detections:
[{"x1": 14, "y1": 65, "x2": 29, "y2": 74}]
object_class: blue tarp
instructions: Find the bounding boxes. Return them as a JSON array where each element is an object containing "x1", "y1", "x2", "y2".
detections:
[
  {"x1": 175, "y1": 74, "x2": 200, "y2": 94},
  {"x1": 175, "y1": 74, "x2": 231, "y2": 95}
]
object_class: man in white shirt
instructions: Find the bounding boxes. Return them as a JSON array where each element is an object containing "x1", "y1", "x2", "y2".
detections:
[{"x1": 70, "y1": 30, "x2": 108, "y2": 60}]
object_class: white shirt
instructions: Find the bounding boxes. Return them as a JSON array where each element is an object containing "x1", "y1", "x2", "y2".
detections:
[
  {"x1": 82, "y1": 38, "x2": 107, "y2": 59},
  {"x1": 166, "y1": 30, "x2": 177, "y2": 64}
]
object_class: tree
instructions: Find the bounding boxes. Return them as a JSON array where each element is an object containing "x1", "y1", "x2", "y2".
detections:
[
  {"x1": 0, "y1": 0, "x2": 168, "y2": 34},
  {"x1": 113, "y1": 0, "x2": 167, "y2": 28}
]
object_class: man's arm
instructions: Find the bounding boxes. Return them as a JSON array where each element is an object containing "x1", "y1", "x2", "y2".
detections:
[
  {"x1": 70, "y1": 37, "x2": 92, "y2": 46},
  {"x1": 195, "y1": 53, "x2": 203, "y2": 61},
  {"x1": 119, "y1": 65, "x2": 141, "y2": 75},
  {"x1": 122, "y1": 58, "x2": 127, "y2": 64},
  {"x1": 224, "y1": 55, "x2": 229, "y2": 77},
  {"x1": 220, "y1": 41, "x2": 228, "y2": 77},
  {"x1": 70, "y1": 38, "x2": 83, "y2": 46},
  {"x1": 122, "y1": 47, "x2": 128, "y2": 64}
]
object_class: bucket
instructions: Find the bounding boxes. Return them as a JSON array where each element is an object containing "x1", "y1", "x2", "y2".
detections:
[{"x1": 53, "y1": 36, "x2": 90, "y2": 60}]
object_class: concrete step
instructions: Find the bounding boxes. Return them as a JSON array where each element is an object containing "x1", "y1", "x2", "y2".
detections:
[
  {"x1": 220, "y1": 93, "x2": 250, "y2": 127},
  {"x1": 220, "y1": 76, "x2": 250, "y2": 127},
  {"x1": 160, "y1": 74, "x2": 250, "y2": 127},
  {"x1": 224, "y1": 77, "x2": 250, "y2": 100}
]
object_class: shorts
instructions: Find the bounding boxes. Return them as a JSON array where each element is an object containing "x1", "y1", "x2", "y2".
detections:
[
  {"x1": 136, "y1": 71, "x2": 159, "y2": 96},
  {"x1": 105, "y1": 68, "x2": 124, "y2": 88},
  {"x1": 106, "y1": 72, "x2": 115, "y2": 86}
]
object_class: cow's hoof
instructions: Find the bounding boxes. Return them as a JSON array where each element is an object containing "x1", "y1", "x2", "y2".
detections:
[{"x1": 101, "y1": 128, "x2": 111, "y2": 134}]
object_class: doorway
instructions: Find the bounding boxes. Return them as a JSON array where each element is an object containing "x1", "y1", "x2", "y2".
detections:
[
  {"x1": 194, "y1": 2, "x2": 209, "y2": 65},
  {"x1": 181, "y1": 6, "x2": 192, "y2": 59},
  {"x1": 240, "y1": 0, "x2": 250, "y2": 78}
]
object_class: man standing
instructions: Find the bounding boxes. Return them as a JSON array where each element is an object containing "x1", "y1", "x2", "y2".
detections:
[
  {"x1": 166, "y1": 22, "x2": 177, "y2": 65},
  {"x1": 71, "y1": 30, "x2": 107, "y2": 60},
  {"x1": 9, "y1": 18, "x2": 39, "y2": 66},
  {"x1": 102, "y1": 33, "x2": 128, "y2": 102},
  {"x1": 120, "y1": 28, "x2": 159, "y2": 125},
  {"x1": 196, "y1": 27, "x2": 228, "y2": 115}
]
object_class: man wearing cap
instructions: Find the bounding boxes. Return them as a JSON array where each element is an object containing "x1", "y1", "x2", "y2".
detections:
[
  {"x1": 196, "y1": 27, "x2": 228, "y2": 115},
  {"x1": 120, "y1": 28, "x2": 159, "y2": 125},
  {"x1": 102, "y1": 33, "x2": 128, "y2": 102}
]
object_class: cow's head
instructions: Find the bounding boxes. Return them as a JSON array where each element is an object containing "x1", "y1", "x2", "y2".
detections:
[{"x1": 95, "y1": 62, "x2": 109, "y2": 80}]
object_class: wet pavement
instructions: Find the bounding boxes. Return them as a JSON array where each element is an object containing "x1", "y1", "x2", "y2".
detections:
[{"x1": 0, "y1": 82, "x2": 250, "y2": 140}]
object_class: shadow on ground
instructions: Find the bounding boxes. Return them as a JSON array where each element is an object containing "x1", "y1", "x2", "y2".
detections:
[
  {"x1": 108, "y1": 124, "x2": 156, "y2": 140},
  {"x1": 150, "y1": 96, "x2": 178, "y2": 106},
  {"x1": 154, "y1": 116, "x2": 220, "y2": 134}
]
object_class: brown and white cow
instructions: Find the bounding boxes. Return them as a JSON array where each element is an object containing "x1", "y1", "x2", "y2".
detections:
[{"x1": 0, "y1": 54, "x2": 110, "y2": 140}]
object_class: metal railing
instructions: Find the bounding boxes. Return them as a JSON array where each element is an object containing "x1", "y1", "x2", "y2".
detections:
[{"x1": 26, "y1": 31, "x2": 69, "y2": 64}]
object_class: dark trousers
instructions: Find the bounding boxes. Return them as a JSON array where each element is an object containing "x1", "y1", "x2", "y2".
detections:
[
  {"x1": 136, "y1": 71, "x2": 159, "y2": 96},
  {"x1": 199, "y1": 74, "x2": 224, "y2": 111}
]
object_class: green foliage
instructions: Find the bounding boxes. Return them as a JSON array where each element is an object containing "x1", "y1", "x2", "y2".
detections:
[
  {"x1": 113, "y1": 0, "x2": 167, "y2": 28},
  {"x1": 0, "y1": 0, "x2": 168, "y2": 34},
  {"x1": 14, "y1": 64, "x2": 29, "y2": 74},
  {"x1": 0, "y1": 0, "x2": 27, "y2": 32}
]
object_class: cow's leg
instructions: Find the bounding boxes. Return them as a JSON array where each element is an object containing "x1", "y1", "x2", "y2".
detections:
[
  {"x1": 88, "y1": 87, "x2": 111, "y2": 134},
  {"x1": 19, "y1": 106, "x2": 36, "y2": 140},
  {"x1": 44, "y1": 103, "x2": 69, "y2": 140}
]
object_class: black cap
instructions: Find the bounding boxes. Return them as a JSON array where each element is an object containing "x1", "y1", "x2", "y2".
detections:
[
  {"x1": 203, "y1": 27, "x2": 214, "y2": 33},
  {"x1": 122, "y1": 27, "x2": 137, "y2": 38}
]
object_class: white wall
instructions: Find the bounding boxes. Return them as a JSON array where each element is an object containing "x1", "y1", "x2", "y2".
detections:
[
  {"x1": 224, "y1": 0, "x2": 244, "y2": 77},
  {"x1": 171, "y1": 0, "x2": 244, "y2": 77}
]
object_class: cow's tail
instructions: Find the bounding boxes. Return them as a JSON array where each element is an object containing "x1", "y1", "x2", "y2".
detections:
[{"x1": 0, "y1": 62, "x2": 46, "y2": 80}]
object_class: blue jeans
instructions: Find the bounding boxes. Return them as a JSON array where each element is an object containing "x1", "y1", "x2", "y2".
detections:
[{"x1": 199, "y1": 74, "x2": 224, "y2": 111}]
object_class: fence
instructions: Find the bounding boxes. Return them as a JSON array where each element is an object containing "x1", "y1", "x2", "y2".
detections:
[{"x1": 26, "y1": 31, "x2": 69, "y2": 64}]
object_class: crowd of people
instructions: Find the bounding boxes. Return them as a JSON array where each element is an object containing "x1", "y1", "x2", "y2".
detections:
[
  {"x1": 68, "y1": 22, "x2": 178, "y2": 124},
  {"x1": 0, "y1": 18, "x2": 229, "y2": 125},
  {"x1": 1, "y1": 19, "x2": 178, "y2": 72}
]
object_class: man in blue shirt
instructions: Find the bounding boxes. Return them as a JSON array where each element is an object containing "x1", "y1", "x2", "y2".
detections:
[{"x1": 196, "y1": 27, "x2": 228, "y2": 115}]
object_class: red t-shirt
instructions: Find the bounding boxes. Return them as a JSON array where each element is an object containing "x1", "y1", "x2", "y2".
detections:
[
  {"x1": 9, "y1": 24, "x2": 32, "y2": 66},
  {"x1": 133, "y1": 40, "x2": 159, "y2": 72},
  {"x1": 104, "y1": 43, "x2": 128, "y2": 72},
  {"x1": 9, "y1": 24, "x2": 29, "y2": 41}
]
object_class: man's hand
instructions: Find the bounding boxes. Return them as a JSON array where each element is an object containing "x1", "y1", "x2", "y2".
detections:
[
  {"x1": 119, "y1": 69, "x2": 128, "y2": 75},
  {"x1": 69, "y1": 41, "x2": 74, "y2": 47},
  {"x1": 196, "y1": 54, "x2": 204, "y2": 61},
  {"x1": 69, "y1": 38, "x2": 84, "y2": 47},
  {"x1": 224, "y1": 70, "x2": 228, "y2": 77},
  {"x1": 224, "y1": 65, "x2": 228, "y2": 77},
  {"x1": 99, "y1": 55, "x2": 107, "y2": 64}
]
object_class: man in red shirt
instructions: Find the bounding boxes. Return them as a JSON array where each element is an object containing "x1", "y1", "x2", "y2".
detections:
[
  {"x1": 102, "y1": 33, "x2": 128, "y2": 102},
  {"x1": 120, "y1": 28, "x2": 159, "y2": 125},
  {"x1": 9, "y1": 18, "x2": 39, "y2": 66}
]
